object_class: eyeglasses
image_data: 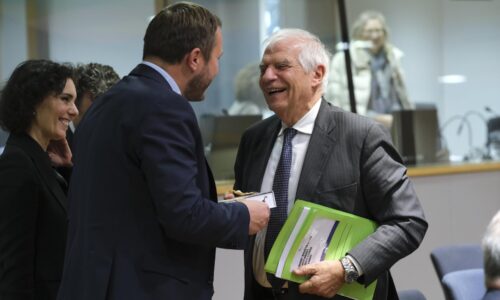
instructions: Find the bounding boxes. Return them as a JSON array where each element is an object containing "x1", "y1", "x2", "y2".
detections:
[{"x1": 363, "y1": 28, "x2": 384, "y2": 35}]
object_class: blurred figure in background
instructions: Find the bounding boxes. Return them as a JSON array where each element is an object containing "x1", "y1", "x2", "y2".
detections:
[
  {"x1": 228, "y1": 62, "x2": 273, "y2": 118},
  {"x1": 0, "y1": 59, "x2": 78, "y2": 299},
  {"x1": 70, "y1": 63, "x2": 119, "y2": 140},
  {"x1": 326, "y1": 11, "x2": 412, "y2": 128},
  {"x1": 482, "y1": 210, "x2": 500, "y2": 299}
]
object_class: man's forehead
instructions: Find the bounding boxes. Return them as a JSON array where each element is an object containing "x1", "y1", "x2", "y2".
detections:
[
  {"x1": 264, "y1": 39, "x2": 300, "y2": 54},
  {"x1": 261, "y1": 47, "x2": 298, "y2": 64},
  {"x1": 265, "y1": 39, "x2": 301, "y2": 51}
]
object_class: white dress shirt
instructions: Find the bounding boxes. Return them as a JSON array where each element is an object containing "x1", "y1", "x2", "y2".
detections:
[{"x1": 253, "y1": 98, "x2": 321, "y2": 287}]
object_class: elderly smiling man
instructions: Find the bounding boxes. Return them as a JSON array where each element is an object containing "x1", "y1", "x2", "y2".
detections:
[{"x1": 233, "y1": 28, "x2": 427, "y2": 300}]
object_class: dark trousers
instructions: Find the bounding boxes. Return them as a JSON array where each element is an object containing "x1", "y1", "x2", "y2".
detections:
[{"x1": 252, "y1": 282, "x2": 290, "y2": 300}]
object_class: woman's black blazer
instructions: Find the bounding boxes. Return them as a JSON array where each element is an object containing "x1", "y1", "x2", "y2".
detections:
[{"x1": 0, "y1": 133, "x2": 67, "y2": 300}]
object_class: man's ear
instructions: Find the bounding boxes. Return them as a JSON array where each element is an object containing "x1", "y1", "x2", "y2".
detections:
[
  {"x1": 311, "y1": 64, "x2": 326, "y2": 88},
  {"x1": 185, "y1": 48, "x2": 204, "y2": 72}
]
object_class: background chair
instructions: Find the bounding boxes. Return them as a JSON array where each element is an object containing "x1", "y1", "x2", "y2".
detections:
[
  {"x1": 398, "y1": 289, "x2": 426, "y2": 300},
  {"x1": 442, "y1": 268, "x2": 486, "y2": 300},
  {"x1": 430, "y1": 244, "x2": 483, "y2": 279},
  {"x1": 486, "y1": 116, "x2": 500, "y2": 159},
  {"x1": 430, "y1": 244, "x2": 483, "y2": 299}
]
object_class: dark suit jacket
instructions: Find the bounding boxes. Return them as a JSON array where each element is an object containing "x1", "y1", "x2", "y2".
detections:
[
  {"x1": 0, "y1": 133, "x2": 68, "y2": 300},
  {"x1": 483, "y1": 289, "x2": 500, "y2": 300},
  {"x1": 234, "y1": 100, "x2": 428, "y2": 300},
  {"x1": 57, "y1": 64, "x2": 250, "y2": 300}
]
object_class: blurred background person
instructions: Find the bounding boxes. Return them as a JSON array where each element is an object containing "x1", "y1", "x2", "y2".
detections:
[
  {"x1": 70, "y1": 62, "x2": 119, "y2": 142},
  {"x1": 482, "y1": 210, "x2": 500, "y2": 299},
  {"x1": 227, "y1": 62, "x2": 273, "y2": 118},
  {"x1": 326, "y1": 10, "x2": 412, "y2": 128},
  {"x1": 0, "y1": 59, "x2": 78, "y2": 299}
]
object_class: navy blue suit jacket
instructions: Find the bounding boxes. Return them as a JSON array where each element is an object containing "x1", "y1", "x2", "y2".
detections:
[
  {"x1": 57, "y1": 64, "x2": 249, "y2": 300},
  {"x1": 483, "y1": 289, "x2": 500, "y2": 300}
]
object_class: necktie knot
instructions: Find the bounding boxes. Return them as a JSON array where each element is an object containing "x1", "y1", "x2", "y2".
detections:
[{"x1": 283, "y1": 127, "x2": 297, "y2": 145}]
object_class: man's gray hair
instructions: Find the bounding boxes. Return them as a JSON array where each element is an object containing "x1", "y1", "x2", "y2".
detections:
[{"x1": 483, "y1": 210, "x2": 500, "y2": 287}]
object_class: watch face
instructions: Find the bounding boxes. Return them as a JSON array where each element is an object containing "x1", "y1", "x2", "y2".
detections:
[{"x1": 347, "y1": 271, "x2": 358, "y2": 283}]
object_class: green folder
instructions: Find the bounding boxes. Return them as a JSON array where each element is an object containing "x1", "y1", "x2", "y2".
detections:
[{"x1": 264, "y1": 200, "x2": 378, "y2": 300}]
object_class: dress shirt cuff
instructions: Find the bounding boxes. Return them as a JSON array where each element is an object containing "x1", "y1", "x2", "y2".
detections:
[{"x1": 346, "y1": 254, "x2": 364, "y2": 276}]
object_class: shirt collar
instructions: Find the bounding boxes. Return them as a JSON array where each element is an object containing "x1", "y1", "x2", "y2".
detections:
[
  {"x1": 278, "y1": 97, "x2": 322, "y2": 136},
  {"x1": 141, "y1": 61, "x2": 181, "y2": 95}
]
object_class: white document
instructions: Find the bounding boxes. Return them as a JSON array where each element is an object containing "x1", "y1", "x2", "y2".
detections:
[
  {"x1": 289, "y1": 217, "x2": 338, "y2": 271},
  {"x1": 219, "y1": 191, "x2": 276, "y2": 208},
  {"x1": 276, "y1": 206, "x2": 311, "y2": 277}
]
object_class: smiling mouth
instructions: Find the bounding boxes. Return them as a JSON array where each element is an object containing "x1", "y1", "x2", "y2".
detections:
[
  {"x1": 59, "y1": 118, "x2": 70, "y2": 127},
  {"x1": 267, "y1": 88, "x2": 286, "y2": 95}
]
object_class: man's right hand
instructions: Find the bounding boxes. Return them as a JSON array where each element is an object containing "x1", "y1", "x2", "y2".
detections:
[{"x1": 241, "y1": 200, "x2": 270, "y2": 235}]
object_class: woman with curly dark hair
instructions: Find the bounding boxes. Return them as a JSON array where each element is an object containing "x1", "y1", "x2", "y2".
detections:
[{"x1": 0, "y1": 59, "x2": 78, "y2": 299}]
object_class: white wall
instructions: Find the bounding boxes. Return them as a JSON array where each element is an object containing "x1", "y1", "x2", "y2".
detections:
[
  {"x1": 0, "y1": 0, "x2": 152, "y2": 80},
  {"x1": 0, "y1": 0, "x2": 28, "y2": 82},
  {"x1": 46, "y1": 0, "x2": 153, "y2": 77},
  {"x1": 441, "y1": 0, "x2": 500, "y2": 158}
]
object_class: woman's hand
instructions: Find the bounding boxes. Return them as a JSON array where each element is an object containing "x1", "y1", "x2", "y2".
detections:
[{"x1": 47, "y1": 138, "x2": 73, "y2": 167}]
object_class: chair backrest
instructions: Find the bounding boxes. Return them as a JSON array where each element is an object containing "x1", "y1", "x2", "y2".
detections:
[
  {"x1": 398, "y1": 289, "x2": 426, "y2": 300},
  {"x1": 487, "y1": 116, "x2": 500, "y2": 159},
  {"x1": 430, "y1": 244, "x2": 483, "y2": 280},
  {"x1": 442, "y1": 268, "x2": 486, "y2": 300}
]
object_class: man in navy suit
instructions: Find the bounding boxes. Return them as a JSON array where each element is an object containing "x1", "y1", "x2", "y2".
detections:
[
  {"x1": 57, "y1": 3, "x2": 269, "y2": 300},
  {"x1": 482, "y1": 210, "x2": 500, "y2": 300},
  {"x1": 234, "y1": 28, "x2": 427, "y2": 299}
]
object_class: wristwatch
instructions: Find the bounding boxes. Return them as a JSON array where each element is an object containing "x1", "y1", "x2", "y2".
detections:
[{"x1": 340, "y1": 256, "x2": 359, "y2": 284}]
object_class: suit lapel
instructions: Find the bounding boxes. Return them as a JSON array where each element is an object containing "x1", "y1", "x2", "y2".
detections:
[
  {"x1": 10, "y1": 134, "x2": 68, "y2": 212},
  {"x1": 33, "y1": 154, "x2": 68, "y2": 213},
  {"x1": 296, "y1": 100, "x2": 337, "y2": 201},
  {"x1": 247, "y1": 118, "x2": 281, "y2": 192}
]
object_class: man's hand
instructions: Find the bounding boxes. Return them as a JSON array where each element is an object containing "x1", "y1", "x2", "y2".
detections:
[
  {"x1": 293, "y1": 260, "x2": 345, "y2": 298},
  {"x1": 223, "y1": 192, "x2": 235, "y2": 200},
  {"x1": 240, "y1": 200, "x2": 270, "y2": 235},
  {"x1": 47, "y1": 138, "x2": 73, "y2": 167}
]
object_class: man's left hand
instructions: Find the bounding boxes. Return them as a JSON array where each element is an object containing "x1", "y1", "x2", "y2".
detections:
[{"x1": 293, "y1": 260, "x2": 345, "y2": 298}]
